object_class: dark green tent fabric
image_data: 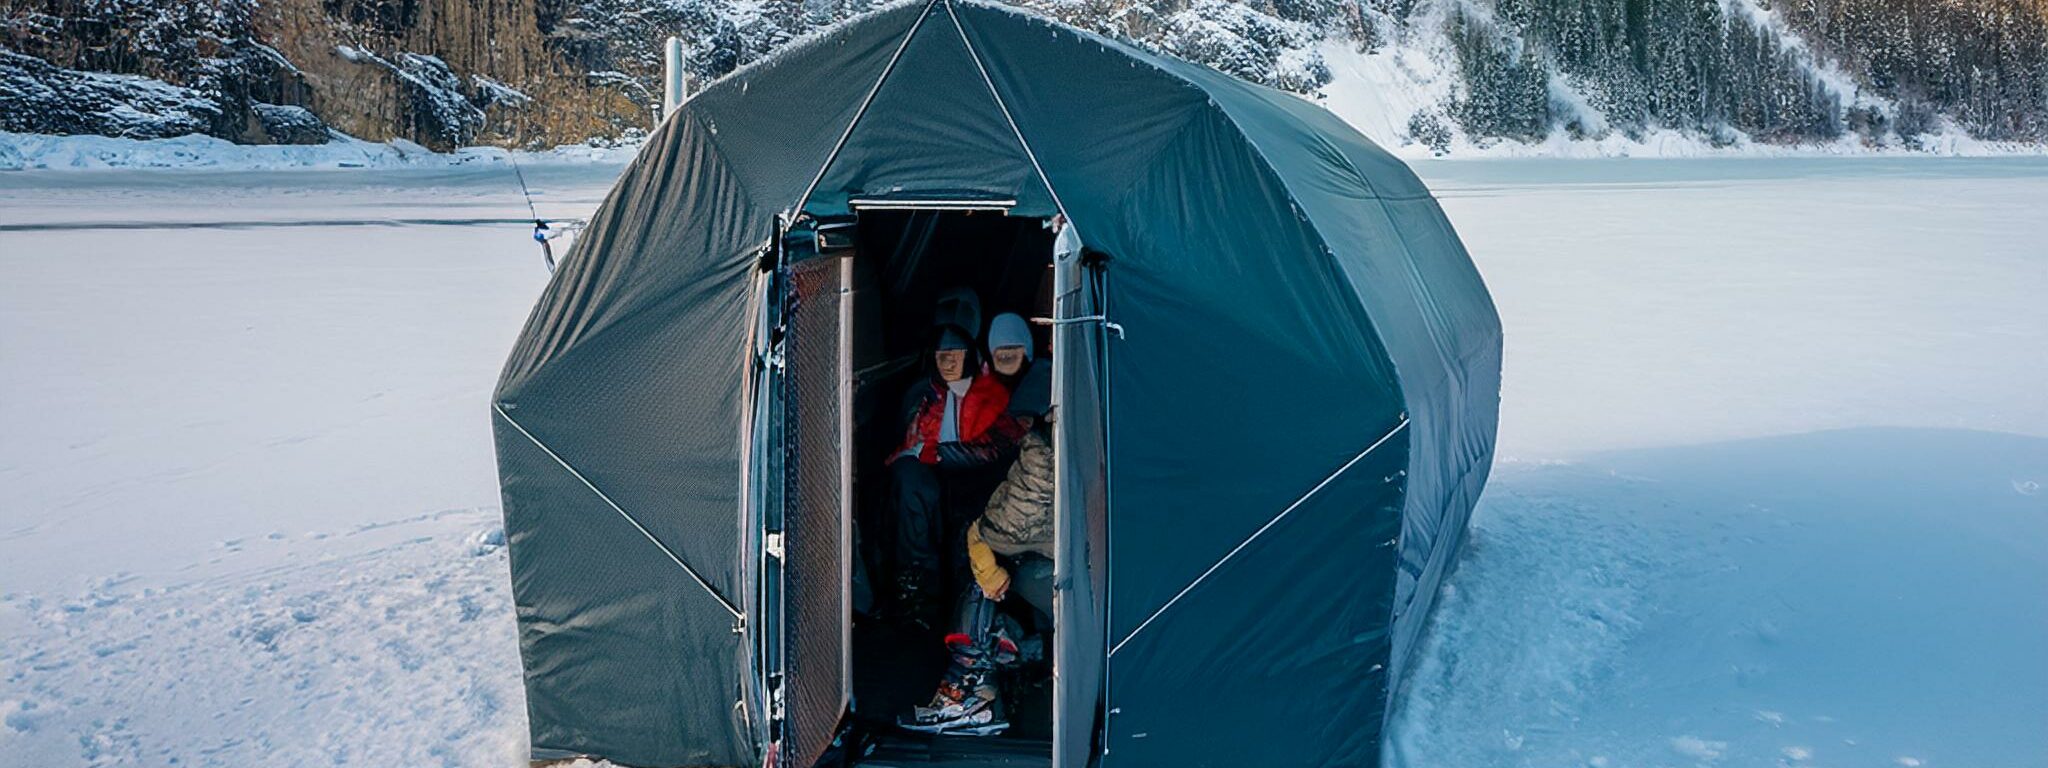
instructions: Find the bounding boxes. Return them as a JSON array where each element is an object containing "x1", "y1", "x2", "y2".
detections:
[{"x1": 493, "y1": 2, "x2": 1500, "y2": 766}]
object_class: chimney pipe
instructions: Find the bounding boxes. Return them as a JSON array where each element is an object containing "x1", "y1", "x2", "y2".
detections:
[{"x1": 662, "y1": 37, "x2": 688, "y2": 123}]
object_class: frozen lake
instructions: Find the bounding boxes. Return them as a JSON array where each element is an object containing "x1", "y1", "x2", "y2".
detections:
[
  {"x1": 1423, "y1": 157, "x2": 2048, "y2": 458},
  {"x1": 1, "y1": 158, "x2": 2042, "y2": 766}
]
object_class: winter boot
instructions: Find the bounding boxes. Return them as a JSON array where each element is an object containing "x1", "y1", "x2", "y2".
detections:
[
  {"x1": 897, "y1": 634, "x2": 1010, "y2": 736},
  {"x1": 897, "y1": 674, "x2": 1008, "y2": 736}
]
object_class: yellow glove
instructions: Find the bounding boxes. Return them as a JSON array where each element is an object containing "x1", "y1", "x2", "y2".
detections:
[{"x1": 965, "y1": 521, "x2": 1011, "y2": 599}]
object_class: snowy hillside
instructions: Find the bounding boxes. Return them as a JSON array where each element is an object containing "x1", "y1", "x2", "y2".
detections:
[
  {"x1": 1312, "y1": 0, "x2": 2048, "y2": 156},
  {"x1": 3, "y1": 159, "x2": 2044, "y2": 766},
  {"x1": 2, "y1": 0, "x2": 2044, "y2": 155}
]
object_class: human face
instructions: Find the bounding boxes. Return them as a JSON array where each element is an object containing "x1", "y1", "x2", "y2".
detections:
[
  {"x1": 991, "y1": 345, "x2": 1027, "y2": 376},
  {"x1": 935, "y1": 348, "x2": 968, "y2": 382}
]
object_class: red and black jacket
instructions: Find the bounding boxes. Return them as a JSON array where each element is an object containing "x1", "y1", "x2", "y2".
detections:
[{"x1": 889, "y1": 368, "x2": 1028, "y2": 467}]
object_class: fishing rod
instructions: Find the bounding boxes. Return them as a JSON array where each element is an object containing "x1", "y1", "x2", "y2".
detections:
[{"x1": 506, "y1": 152, "x2": 562, "y2": 273}]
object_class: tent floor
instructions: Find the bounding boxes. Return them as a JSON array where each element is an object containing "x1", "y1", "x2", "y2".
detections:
[
  {"x1": 858, "y1": 733, "x2": 1053, "y2": 768},
  {"x1": 848, "y1": 615, "x2": 1052, "y2": 766}
]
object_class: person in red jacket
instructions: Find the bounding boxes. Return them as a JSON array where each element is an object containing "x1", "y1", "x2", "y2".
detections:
[{"x1": 888, "y1": 322, "x2": 1028, "y2": 619}]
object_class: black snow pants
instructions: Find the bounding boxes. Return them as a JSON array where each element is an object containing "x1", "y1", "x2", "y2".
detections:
[{"x1": 889, "y1": 458, "x2": 1004, "y2": 593}]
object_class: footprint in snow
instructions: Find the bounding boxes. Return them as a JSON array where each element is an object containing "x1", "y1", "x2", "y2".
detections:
[{"x1": 2, "y1": 698, "x2": 53, "y2": 734}]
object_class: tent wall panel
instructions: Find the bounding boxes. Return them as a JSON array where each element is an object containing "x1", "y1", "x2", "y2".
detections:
[
  {"x1": 494, "y1": 413, "x2": 753, "y2": 765},
  {"x1": 1177, "y1": 60, "x2": 1505, "y2": 695},
  {"x1": 1093, "y1": 102, "x2": 1402, "y2": 641},
  {"x1": 1102, "y1": 441, "x2": 1407, "y2": 768}
]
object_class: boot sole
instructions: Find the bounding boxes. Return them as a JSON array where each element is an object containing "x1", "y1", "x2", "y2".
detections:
[{"x1": 897, "y1": 720, "x2": 1012, "y2": 737}]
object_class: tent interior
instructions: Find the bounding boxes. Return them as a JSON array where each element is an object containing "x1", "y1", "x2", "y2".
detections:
[{"x1": 792, "y1": 207, "x2": 1061, "y2": 766}]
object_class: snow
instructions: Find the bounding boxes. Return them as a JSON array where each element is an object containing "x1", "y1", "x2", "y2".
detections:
[
  {"x1": 1316, "y1": 38, "x2": 1455, "y2": 153},
  {"x1": 1421, "y1": 157, "x2": 2048, "y2": 456},
  {"x1": 3, "y1": 159, "x2": 2045, "y2": 765},
  {"x1": 333, "y1": 44, "x2": 373, "y2": 64},
  {"x1": 0, "y1": 130, "x2": 640, "y2": 171},
  {"x1": 1385, "y1": 158, "x2": 2048, "y2": 767},
  {"x1": 0, "y1": 513, "x2": 527, "y2": 764},
  {"x1": 1391, "y1": 427, "x2": 2048, "y2": 767},
  {"x1": 0, "y1": 167, "x2": 612, "y2": 599},
  {"x1": 470, "y1": 75, "x2": 533, "y2": 108}
]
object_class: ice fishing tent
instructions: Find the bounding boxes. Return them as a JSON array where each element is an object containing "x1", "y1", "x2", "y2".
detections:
[{"x1": 491, "y1": 1, "x2": 1501, "y2": 766}]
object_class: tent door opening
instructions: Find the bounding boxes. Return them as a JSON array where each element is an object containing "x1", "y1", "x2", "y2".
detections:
[{"x1": 757, "y1": 207, "x2": 1077, "y2": 768}]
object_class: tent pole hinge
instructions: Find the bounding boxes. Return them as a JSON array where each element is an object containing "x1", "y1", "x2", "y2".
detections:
[{"x1": 761, "y1": 328, "x2": 787, "y2": 371}]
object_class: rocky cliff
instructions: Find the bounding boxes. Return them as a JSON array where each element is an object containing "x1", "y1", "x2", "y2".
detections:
[{"x1": 1, "y1": 0, "x2": 653, "y2": 149}]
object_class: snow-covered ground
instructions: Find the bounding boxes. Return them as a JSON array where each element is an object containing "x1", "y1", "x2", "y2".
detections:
[
  {"x1": 1389, "y1": 158, "x2": 2048, "y2": 767},
  {"x1": 2, "y1": 158, "x2": 2044, "y2": 766}
]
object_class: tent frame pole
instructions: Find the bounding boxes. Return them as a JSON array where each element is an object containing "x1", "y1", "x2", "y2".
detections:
[
  {"x1": 1049, "y1": 226, "x2": 1073, "y2": 768},
  {"x1": 737, "y1": 259, "x2": 774, "y2": 749},
  {"x1": 837, "y1": 248, "x2": 856, "y2": 710},
  {"x1": 1093, "y1": 259, "x2": 1115, "y2": 757}
]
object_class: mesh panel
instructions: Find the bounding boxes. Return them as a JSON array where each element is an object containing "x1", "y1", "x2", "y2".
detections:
[{"x1": 783, "y1": 256, "x2": 847, "y2": 765}]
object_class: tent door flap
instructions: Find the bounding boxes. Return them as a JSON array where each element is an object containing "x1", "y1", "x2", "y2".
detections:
[
  {"x1": 1052, "y1": 223, "x2": 1112, "y2": 768},
  {"x1": 754, "y1": 218, "x2": 856, "y2": 768}
]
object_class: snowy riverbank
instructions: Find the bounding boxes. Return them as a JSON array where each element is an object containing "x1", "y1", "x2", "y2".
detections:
[
  {"x1": 0, "y1": 131, "x2": 640, "y2": 172},
  {"x1": 8, "y1": 90, "x2": 2047, "y2": 175}
]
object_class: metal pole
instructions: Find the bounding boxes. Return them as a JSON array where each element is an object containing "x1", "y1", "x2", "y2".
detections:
[
  {"x1": 837, "y1": 253, "x2": 855, "y2": 710},
  {"x1": 662, "y1": 36, "x2": 688, "y2": 121},
  {"x1": 1049, "y1": 218, "x2": 1076, "y2": 768}
]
